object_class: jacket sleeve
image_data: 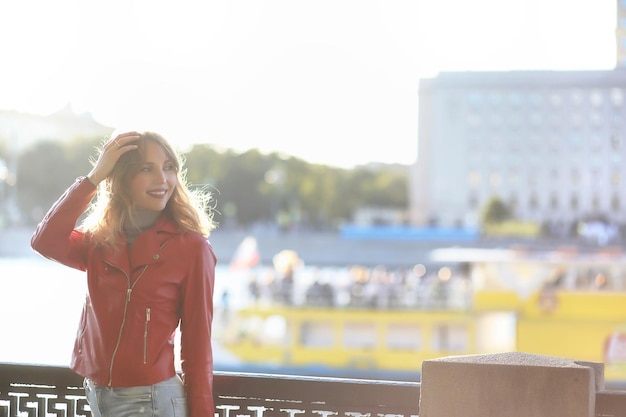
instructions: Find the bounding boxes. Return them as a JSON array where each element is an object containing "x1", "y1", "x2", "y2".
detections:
[
  {"x1": 180, "y1": 235, "x2": 217, "y2": 417},
  {"x1": 31, "y1": 176, "x2": 97, "y2": 271}
]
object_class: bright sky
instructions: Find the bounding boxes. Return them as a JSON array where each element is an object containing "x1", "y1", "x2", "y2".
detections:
[{"x1": 0, "y1": 0, "x2": 618, "y2": 167}]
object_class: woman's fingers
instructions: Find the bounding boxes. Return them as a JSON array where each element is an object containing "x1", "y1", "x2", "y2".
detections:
[
  {"x1": 89, "y1": 132, "x2": 141, "y2": 184},
  {"x1": 107, "y1": 132, "x2": 141, "y2": 150}
]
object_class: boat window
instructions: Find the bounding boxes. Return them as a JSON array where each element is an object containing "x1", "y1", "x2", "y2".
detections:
[
  {"x1": 262, "y1": 315, "x2": 288, "y2": 346},
  {"x1": 344, "y1": 321, "x2": 377, "y2": 349},
  {"x1": 476, "y1": 312, "x2": 516, "y2": 352},
  {"x1": 431, "y1": 323, "x2": 468, "y2": 352},
  {"x1": 300, "y1": 320, "x2": 334, "y2": 348},
  {"x1": 386, "y1": 323, "x2": 422, "y2": 350}
]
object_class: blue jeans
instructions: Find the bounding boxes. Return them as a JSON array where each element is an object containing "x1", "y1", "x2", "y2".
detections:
[{"x1": 84, "y1": 376, "x2": 188, "y2": 417}]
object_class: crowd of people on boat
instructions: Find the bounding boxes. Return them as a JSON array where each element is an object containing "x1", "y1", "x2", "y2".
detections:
[{"x1": 243, "y1": 262, "x2": 473, "y2": 310}]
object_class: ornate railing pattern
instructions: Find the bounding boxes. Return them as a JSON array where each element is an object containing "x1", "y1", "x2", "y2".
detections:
[
  {"x1": 2, "y1": 363, "x2": 626, "y2": 416},
  {"x1": 0, "y1": 363, "x2": 421, "y2": 417}
]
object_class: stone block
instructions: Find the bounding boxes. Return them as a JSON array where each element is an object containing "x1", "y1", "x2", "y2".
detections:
[{"x1": 419, "y1": 352, "x2": 603, "y2": 417}]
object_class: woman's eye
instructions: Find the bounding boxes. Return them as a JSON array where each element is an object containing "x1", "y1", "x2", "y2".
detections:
[
  {"x1": 141, "y1": 167, "x2": 151, "y2": 172},
  {"x1": 164, "y1": 164, "x2": 175, "y2": 171}
]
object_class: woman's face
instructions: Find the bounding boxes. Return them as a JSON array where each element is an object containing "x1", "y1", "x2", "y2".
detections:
[{"x1": 129, "y1": 140, "x2": 177, "y2": 211}]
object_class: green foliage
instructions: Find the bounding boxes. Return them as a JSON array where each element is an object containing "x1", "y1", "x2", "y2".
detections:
[
  {"x1": 480, "y1": 196, "x2": 512, "y2": 225},
  {"x1": 479, "y1": 196, "x2": 541, "y2": 238},
  {"x1": 15, "y1": 137, "x2": 409, "y2": 229},
  {"x1": 18, "y1": 142, "x2": 74, "y2": 223}
]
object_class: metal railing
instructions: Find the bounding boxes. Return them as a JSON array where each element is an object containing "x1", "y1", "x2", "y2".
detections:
[
  {"x1": 1, "y1": 363, "x2": 625, "y2": 416},
  {"x1": 0, "y1": 363, "x2": 420, "y2": 417}
]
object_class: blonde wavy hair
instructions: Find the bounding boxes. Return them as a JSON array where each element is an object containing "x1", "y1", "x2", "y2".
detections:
[{"x1": 82, "y1": 131, "x2": 215, "y2": 248}]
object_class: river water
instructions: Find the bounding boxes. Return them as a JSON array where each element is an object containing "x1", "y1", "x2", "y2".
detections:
[
  {"x1": 0, "y1": 256, "x2": 251, "y2": 366},
  {"x1": 0, "y1": 256, "x2": 350, "y2": 368}
]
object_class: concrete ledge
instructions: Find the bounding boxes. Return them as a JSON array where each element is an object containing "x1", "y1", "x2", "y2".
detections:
[{"x1": 419, "y1": 352, "x2": 602, "y2": 417}]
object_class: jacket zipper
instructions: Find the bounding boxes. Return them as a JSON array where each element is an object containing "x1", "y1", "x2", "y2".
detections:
[
  {"x1": 143, "y1": 307, "x2": 151, "y2": 364},
  {"x1": 106, "y1": 263, "x2": 149, "y2": 386}
]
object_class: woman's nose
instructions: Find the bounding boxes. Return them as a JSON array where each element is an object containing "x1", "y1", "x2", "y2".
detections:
[{"x1": 155, "y1": 169, "x2": 167, "y2": 183}]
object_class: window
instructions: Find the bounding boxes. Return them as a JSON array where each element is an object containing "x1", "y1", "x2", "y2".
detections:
[
  {"x1": 568, "y1": 133, "x2": 582, "y2": 150},
  {"x1": 301, "y1": 321, "x2": 334, "y2": 348},
  {"x1": 610, "y1": 152, "x2": 622, "y2": 165},
  {"x1": 466, "y1": 113, "x2": 482, "y2": 128},
  {"x1": 488, "y1": 113, "x2": 502, "y2": 127},
  {"x1": 590, "y1": 111, "x2": 603, "y2": 126},
  {"x1": 529, "y1": 112, "x2": 543, "y2": 126},
  {"x1": 507, "y1": 92, "x2": 522, "y2": 107},
  {"x1": 549, "y1": 113, "x2": 563, "y2": 126},
  {"x1": 612, "y1": 195, "x2": 621, "y2": 211},
  {"x1": 611, "y1": 88, "x2": 624, "y2": 107},
  {"x1": 589, "y1": 135, "x2": 602, "y2": 152},
  {"x1": 387, "y1": 323, "x2": 422, "y2": 350},
  {"x1": 592, "y1": 195, "x2": 600, "y2": 211},
  {"x1": 468, "y1": 194, "x2": 479, "y2": 209},
  {"x1": 529, "y1": 193, "x2": 539, "y2": 211},
  {"x1": 344, "y1": 321, "x2": 376, "y2": 349},
  {"x1": 529, "y1": 92, "x2": 542, "y2": 106},
  {"x1": 611, "y1": 135, "x2": 621, "y2": 151},
  {"x1": 489, "y1": 135, "x2": 502, "y2": 151},
  {"x1": 611, "y1": 172, "x2": 621, "y2": 186},
  {"x1": 431, "y1": 323, "x2": 468, "y2": 352},
  {"x1": 508, "y1": 113, "x2": 522, "y2": 128},
  {"x1": 550, "y1": 193, "x2": 559, "y2": 210},
  {"x1": 591, "y1": 168, "x2": 601, "y2": 183},
  {"x1": 244, "y1": 315, "x2": 288, "y2": 347},
  {"x1": 489, "y1": 172, "x2": 502, "y2": 188},
  {"x1": 590, "y1": 90, "x2": 603, "y2": 107},
  {"x1": 548, "y1": 135, "x2": 560, "y2": 151},
  {"x1": 476, "y1": 313, "x2": 516, "y2": 352},
  {"x1": 550, "y1": 93, "x2": 562, "y2": 107},
  {"x1": 570, "y1": 89, "x2": 583, "y2": 106},
  {"x1": 468, "y1": 171, "x2": 481, "y2": 187},
  {"x1": 488, "y1": 92, "x2": 503, "y2": 106},
  {"x1": 468, "y1": 91, "x2": 483, "y2": 107},
  {"x1": 570, "y1": 195, "x2": 579, "y2": 210}
]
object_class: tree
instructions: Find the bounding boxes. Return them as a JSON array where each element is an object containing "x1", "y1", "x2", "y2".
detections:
[
  {"x1": 17, "y1": 141, "x2": 76, "y2": 223},
  {"x1": 480, "y1": 197, "x2": 512, "y2": 225},
  {"x1": 14, "y1": 137, "x2": 410, "y2": 229}
]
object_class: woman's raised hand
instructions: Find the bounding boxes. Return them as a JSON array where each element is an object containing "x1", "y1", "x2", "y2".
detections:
[{"x1": 87, "y1": 132, "x2": 140, "y2": 185}]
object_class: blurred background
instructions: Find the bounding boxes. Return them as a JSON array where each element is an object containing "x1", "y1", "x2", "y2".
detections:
[{"x1": 2, "y1": 0, "x2": 626, "y2": 388}]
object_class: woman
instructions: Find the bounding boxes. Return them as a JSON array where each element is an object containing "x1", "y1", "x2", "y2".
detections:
[{"x1": 31, "y1": 131, "x2": 217, "y2": 417}]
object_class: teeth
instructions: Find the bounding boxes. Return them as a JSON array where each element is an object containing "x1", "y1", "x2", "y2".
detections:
[{"x1": 148, "y1": 190, "x2": 167, "y2": 196}]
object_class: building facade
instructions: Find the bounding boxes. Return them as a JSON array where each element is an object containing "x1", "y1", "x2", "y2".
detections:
[{"x1": 410, "y1": 69, "x2": 626, "y2": 233}]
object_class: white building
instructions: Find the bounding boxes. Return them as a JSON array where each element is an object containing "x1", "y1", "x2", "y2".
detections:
[
  {"x1": 410, "y1": 69, "x2": 626, "y2": 231},
  {"x1": 410, "y1": 0, "x2": 626, "y2": 234}
]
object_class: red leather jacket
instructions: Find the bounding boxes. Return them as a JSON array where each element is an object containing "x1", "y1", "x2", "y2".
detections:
[{"x1": 31, "y1": 177, "x2": 216, "y2": 417}]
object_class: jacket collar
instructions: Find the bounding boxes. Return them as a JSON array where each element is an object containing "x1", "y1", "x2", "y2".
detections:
[{"x1": 102, "y1": 214, "x2": 180, "y2": 274}]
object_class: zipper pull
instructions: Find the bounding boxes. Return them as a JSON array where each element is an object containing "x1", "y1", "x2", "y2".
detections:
[
  {"x1": 127, "y1": 289, "x2": 132, "y2": 301},
  {"x1": 146, "y1": 307, "x2": 151, "y2": 321}
]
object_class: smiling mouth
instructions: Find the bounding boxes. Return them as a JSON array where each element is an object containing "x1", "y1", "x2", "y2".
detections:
[{"x1": 147, "y1": 190, "x2": 168, "y2": 198}]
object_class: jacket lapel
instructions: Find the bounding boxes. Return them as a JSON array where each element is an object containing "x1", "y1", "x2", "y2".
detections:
[{"x1": 129, "y1": 215, "x2": 178, "y2": 269}]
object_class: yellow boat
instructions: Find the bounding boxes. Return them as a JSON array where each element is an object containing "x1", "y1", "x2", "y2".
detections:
[{"x1": 216, "y1": 246, "x2": 626, "y2": 388}]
